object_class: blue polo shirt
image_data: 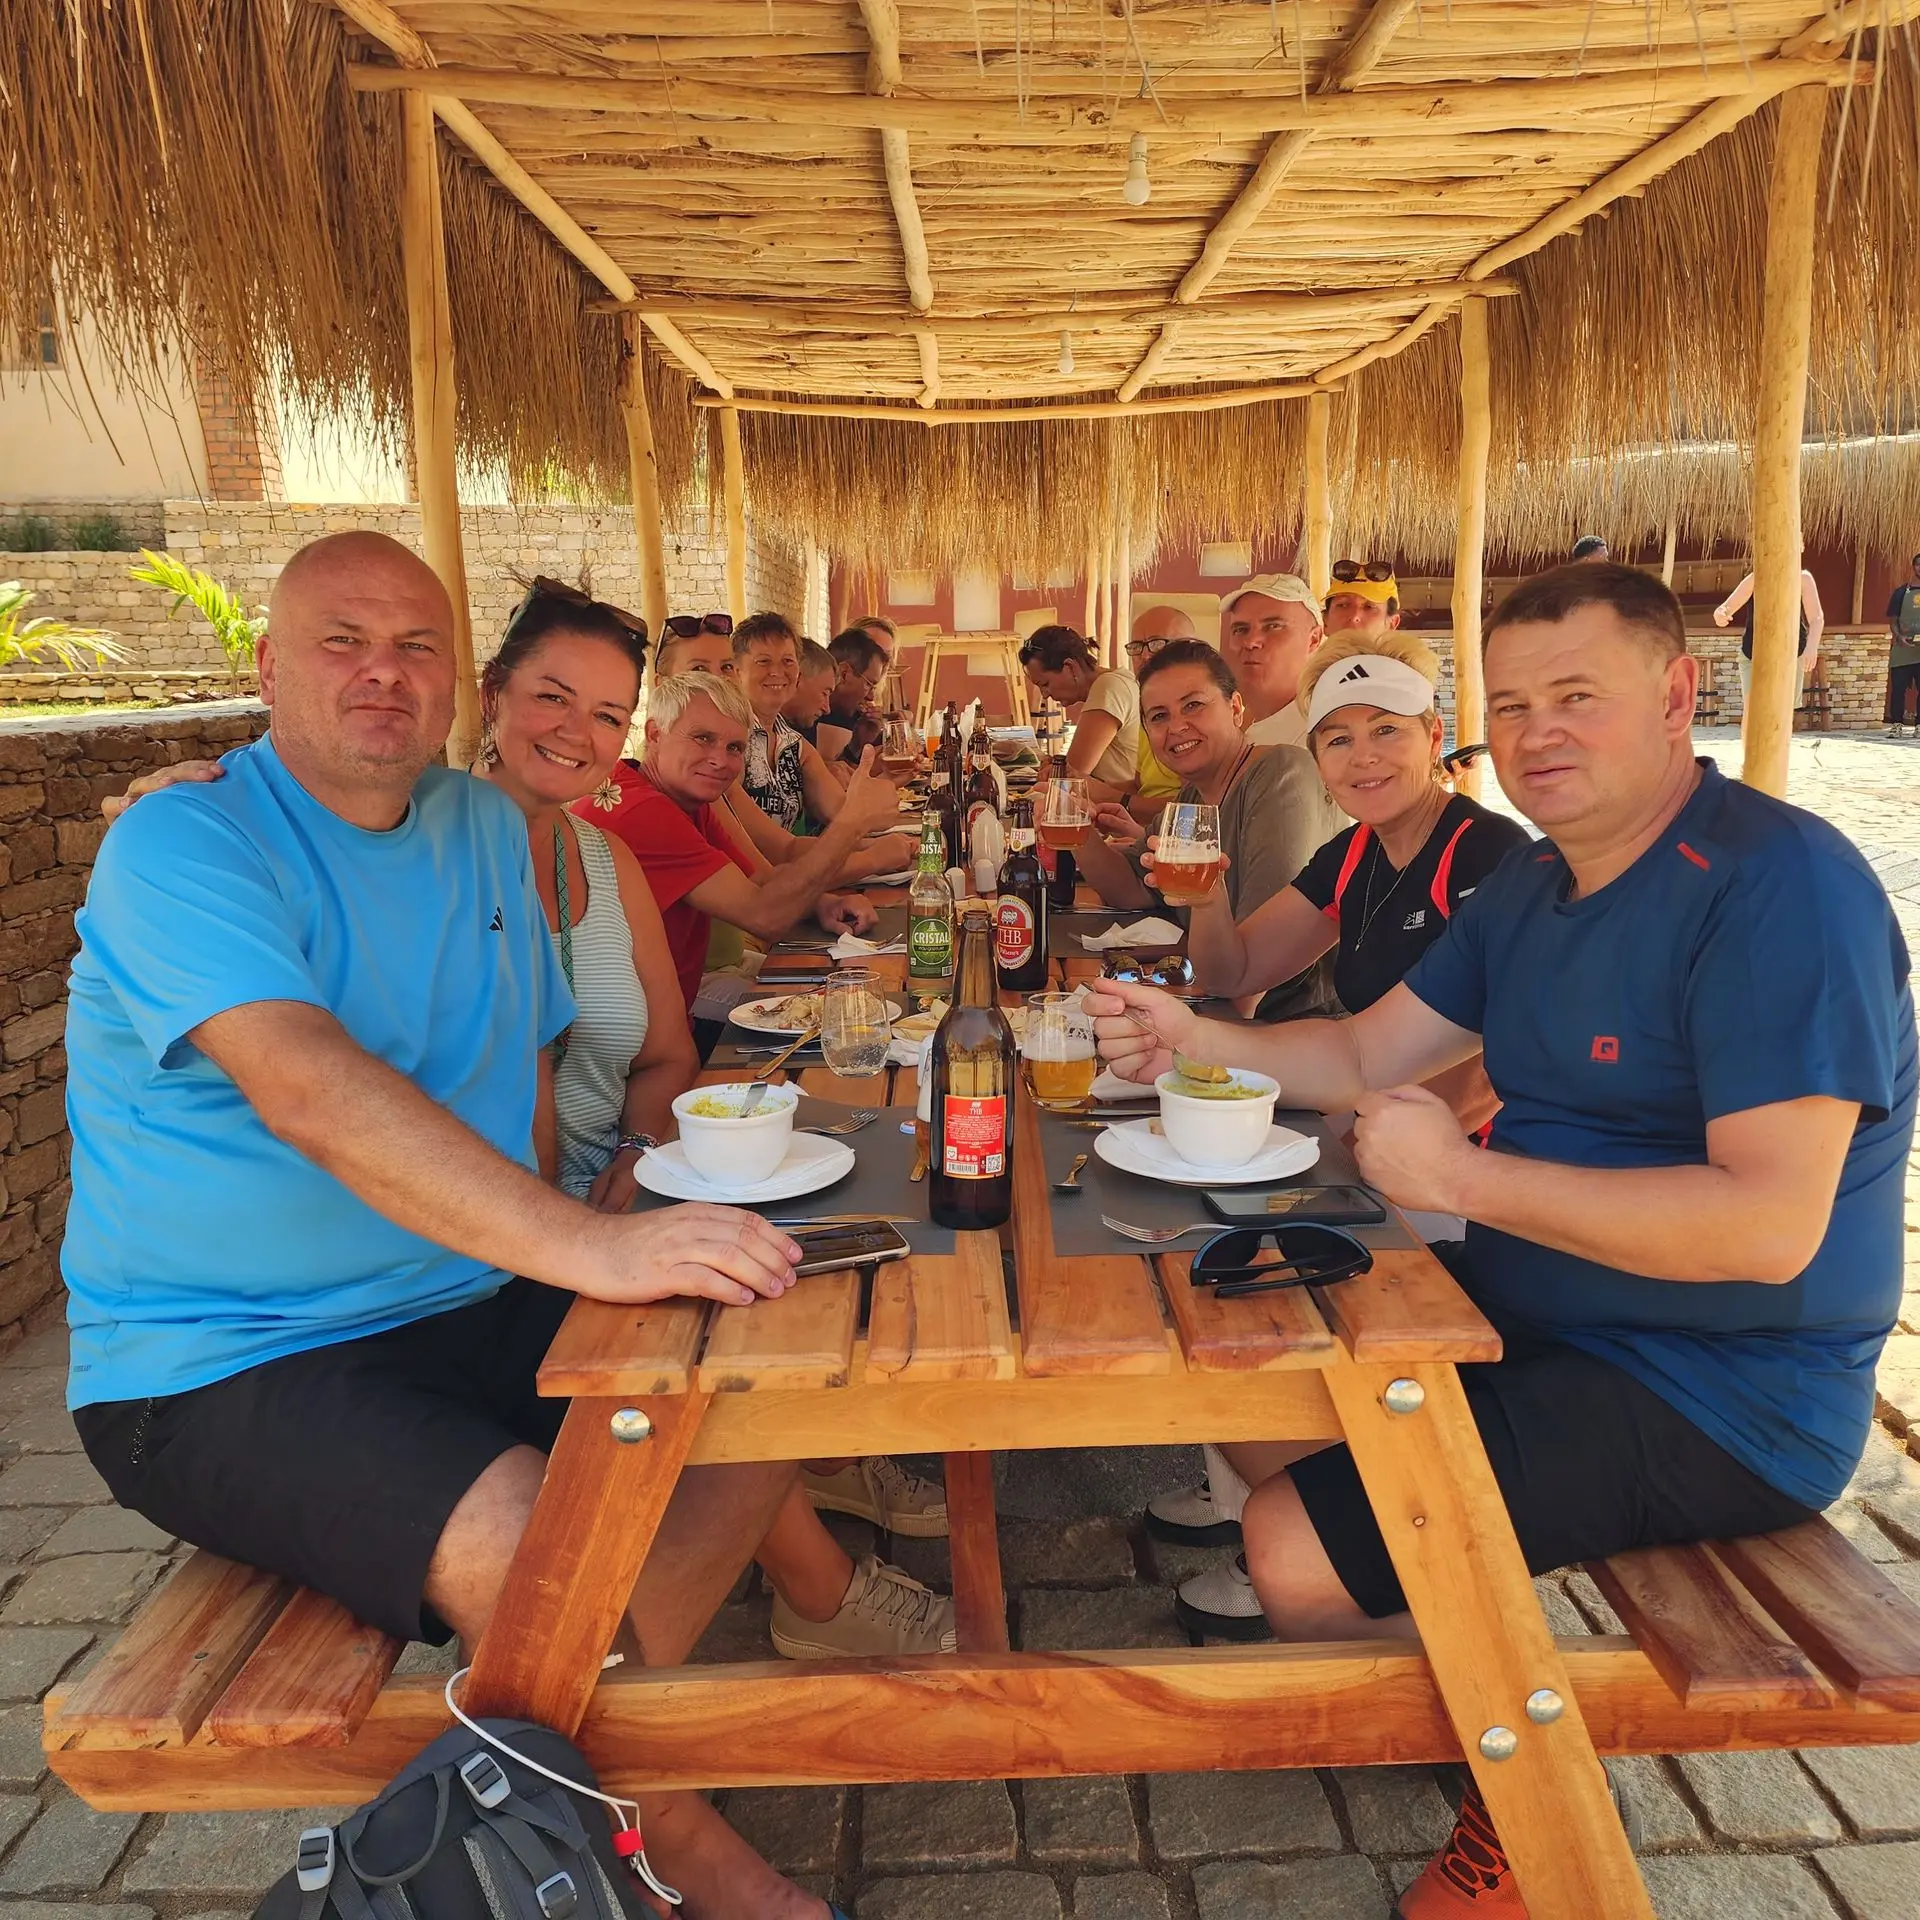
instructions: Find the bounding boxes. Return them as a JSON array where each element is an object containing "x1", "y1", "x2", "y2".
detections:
[
  {"x1": 1403, "y1": 760, "x2": 1915, "y2": 1509},
  {"x1": 62, "y1": 736, "x2": 574, "y2": 1408}
]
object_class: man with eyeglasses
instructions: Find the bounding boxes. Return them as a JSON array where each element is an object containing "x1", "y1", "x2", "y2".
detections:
[
  {"x1": 1124, "y1": 603, "x2": 1194, "y2": 818},
  {"x1": 1323, "y1": 559, "x2": 1403, "y2": 639}
]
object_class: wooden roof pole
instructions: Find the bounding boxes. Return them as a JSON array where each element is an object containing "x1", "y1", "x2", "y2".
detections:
[
  {"x1": 1743, "y1": 85, "x2": 1827, "y2": 798},
  {"x1": 330, "y1": 0, "x2": 730, "y2": 399},
  {"x1": 1120, "y1": 0, "x2": 1419, "y2": 401},
  {"x1": 719, "y1": 407, "x2": 750, "y2": 624},
  {"x1": 617, "y1": 314, "x2": 670, "y2": 639},
  {"x1": 1302, "y1": 390, "x2": 1334, "y2": 602},
  {"x1": 397, "y1": 91, "x2": 480, "y2": 770},
  {"x1": 692, "y1": 381, "x2": 1330, "y2": 424},
  {"x1": 1661, "y1": 518, "x2": 1678, "y2": 587},
  {"x1": 1082, "y1": 545, "x2": 1101, "y2": 642},
  {"x1": 1450, "y1": 298, "x2": 1491, "y2": 801}
]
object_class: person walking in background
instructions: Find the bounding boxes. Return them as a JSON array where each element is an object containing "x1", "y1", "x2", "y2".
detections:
[
  {"x1": 1714, "y1": 563, "x2": 1824, "y2": 717},
  {"x1": 1886, "y1": 552, "x2": 1920, "y2": 736}
]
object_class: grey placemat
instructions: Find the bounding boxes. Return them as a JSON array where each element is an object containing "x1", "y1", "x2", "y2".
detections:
[
  {"x1": 629, "y1": 1095, "x2": 958, "y2": 1255},
  {"x1": 1037, "y1": 1104, "x2": 1420, "y2": 1257},
  {"x1": 1047, "y1": 908, "x2": 1186, "y2": 960}
]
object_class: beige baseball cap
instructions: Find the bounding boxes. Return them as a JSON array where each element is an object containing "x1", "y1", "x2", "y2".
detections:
[{"x1": 1221, "y1": 572, "x2": 1319, "y2": 615}]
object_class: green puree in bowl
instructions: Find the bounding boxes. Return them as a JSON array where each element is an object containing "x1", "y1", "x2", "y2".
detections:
[{"x1": 1164, "y1": 1075, "x2": 1265, "y2": 1101}]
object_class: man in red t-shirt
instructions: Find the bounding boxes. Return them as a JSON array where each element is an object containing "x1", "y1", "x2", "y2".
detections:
[{"x1": 586, "y1": 673, "x2": 893, "y2": 1010}]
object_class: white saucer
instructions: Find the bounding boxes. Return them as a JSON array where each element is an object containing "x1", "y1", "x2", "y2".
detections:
[
  {"x1": 1093, "y1": 1118, "x2": 1322, "y2": 1188},
  {"x1": 634, "y1": 1132, "x2": 857, "y2": 1204}
]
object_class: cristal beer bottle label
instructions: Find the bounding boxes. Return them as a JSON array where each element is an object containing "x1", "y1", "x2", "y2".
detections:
[
  {"x1": 909, "y1": 912, "x2": 953, "y2": 975},
  {"x1": 994, "y1": 894, "x2": 1036, "y2": 971},
  {"x1": 940, "y1": 1094, "x2": 1008, "y2": 1178}
]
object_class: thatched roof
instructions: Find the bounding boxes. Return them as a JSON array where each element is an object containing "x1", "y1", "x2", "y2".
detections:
[{"x1": 6, "y1": 2, "x2": 1917, "y2": 573}]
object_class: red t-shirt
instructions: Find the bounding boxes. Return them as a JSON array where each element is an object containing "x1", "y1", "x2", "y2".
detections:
[{"x1": 578, "y1": 764, "x2": 753, "y2": 1010}]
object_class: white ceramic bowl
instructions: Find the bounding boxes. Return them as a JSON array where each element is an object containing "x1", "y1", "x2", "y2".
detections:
[
  {"x1": 671, "y1": 1083, "x2": 800, "y2": 1190},
  {"x1": 1154, "y1": 1068, "x2": 1281, "y2": 1169}
]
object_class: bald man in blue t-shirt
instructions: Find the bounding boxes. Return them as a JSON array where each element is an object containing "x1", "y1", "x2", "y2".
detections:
[{"x1": 1092, "y1": 561, "x2": 1916, "y2": 1919}]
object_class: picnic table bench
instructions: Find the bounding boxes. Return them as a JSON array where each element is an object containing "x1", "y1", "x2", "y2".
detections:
[{"x1": 43, "y1": 919, "x2": 1920, "y2": 1920}]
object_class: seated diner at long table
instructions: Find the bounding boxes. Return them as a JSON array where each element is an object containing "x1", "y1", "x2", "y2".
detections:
[{"x1": 1089, "y1": 561, "x2": 1916, "y2": 1919}]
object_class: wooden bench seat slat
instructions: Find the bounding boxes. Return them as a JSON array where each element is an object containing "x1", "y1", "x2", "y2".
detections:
[
  {"x1": 1317, "y1": 1245, "x2": 1503, "y2": 1365},
  {"x1": 51, "y1": 1552, "x2": 291, "y2": 1749},
  {"x1": 537, "y1": 1296, "x2": 709, "y2": 1399},
  {"x1": 1010, "y1": 1094, "x2": 1170, "y2": 1376},
  {"x1": 1157, "y1": 1251, "x2": 1336, "y2": 1371},
  {"x1": 1586, "y1": 1543, "x2": 1834, "y2": 1712},
  {"x1": 1714, "y1": 1517, "x2": 1920, "y2": 1710},
  {"x1": 867, "y1": 1234, "x2": 1016, "y2": 1382},
  {"x1": 697, "y1": 1268, "x2": 861, "y2": 1391},
  {"x1": 206, "y1": 1589, "x2": 403, "y2": 1749}
]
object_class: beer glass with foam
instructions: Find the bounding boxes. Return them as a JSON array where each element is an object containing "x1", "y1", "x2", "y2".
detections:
[
  {"x1": 1153, "y1": 801, "x2": 1223, "y2": 907},
  {"x1": 1022, "y1": 991, "x2": 1098, "y2": 1109}
]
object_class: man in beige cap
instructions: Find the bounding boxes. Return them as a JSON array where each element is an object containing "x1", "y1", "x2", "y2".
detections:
[{"x1": 1220, "y1": 573, "x2": 1323, "y2": 748}]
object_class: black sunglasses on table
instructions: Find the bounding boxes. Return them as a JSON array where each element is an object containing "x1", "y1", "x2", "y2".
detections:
[
  {"x1": 507, "y1": 575, "x2": 649, "y2": 649},
  {"x1": 1330, "y1": 559, "x2": 1396, "y2": 584},
  {"x1": 663, "y1": 611, "x2": 735, "y2": 639},
  {"x1": 1188, "y1": 1222, "x2": 1373, "y2": 1299}
]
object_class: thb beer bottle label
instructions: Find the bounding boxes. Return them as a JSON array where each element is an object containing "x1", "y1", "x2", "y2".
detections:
[
  {"x1": 994, "y1": 895, "x2": 1036, "y2": 971},
  {"x1": 941, "y1": 1095, "x2": 1008, "y2": 1178}
]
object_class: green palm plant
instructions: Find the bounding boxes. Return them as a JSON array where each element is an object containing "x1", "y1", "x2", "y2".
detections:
[
  {"x1": 0, "y1": 582, "x2": 128, "y2": 671},
  {"x1": 129, "y1": 549, "x2": 266, "y2": 683}
]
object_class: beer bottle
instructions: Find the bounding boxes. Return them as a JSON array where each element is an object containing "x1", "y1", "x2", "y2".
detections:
[
  {"x1": 929, "y1": 905, "x2": 1016, "y2": 1230},
  {"x1": 932, "y1": 763, "x2": 962, "y2": 871},
  {"x1": 995, "y1": 798, "x2": 1048, "y2": 993},
  {"x1": 908, "y1": 810, "x2": 954, "y2": 984},
  {"x1": 1042, "y1": 751, "x2": 1076, "y2": 910},
  {"x1": 964, "y1": 722, "x2": 1001, "y2": 868}
]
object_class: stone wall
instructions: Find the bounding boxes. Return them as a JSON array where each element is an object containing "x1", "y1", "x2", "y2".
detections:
[
  {"x1": 0, "y1": 502, "x2": 164, "y2": 550},
  {"x1": 8, "y1": 551, "x2": 233, "y2": 672},
  {"x1": 0, "y1": 670, "x2": 259, "y2": 709},
  {"x1": 0, "y1": 705, "x2": 270, "y2": 1349}
]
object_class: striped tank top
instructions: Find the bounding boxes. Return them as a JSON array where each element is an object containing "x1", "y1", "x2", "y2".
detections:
[{"x1": 552, "y1": 818, "x2": 651, "y2": 1199}]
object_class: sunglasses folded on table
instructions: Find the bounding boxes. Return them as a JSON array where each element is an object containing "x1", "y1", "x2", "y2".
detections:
[{"x1": 1188, "y1": 1223, "x2": 1373, "y2": 1298}]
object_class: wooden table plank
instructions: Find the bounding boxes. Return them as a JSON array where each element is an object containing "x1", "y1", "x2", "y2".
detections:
[
  {"x1": 1327, "y1": 1358, "x2": 1651, "y2": 1919},
  {"x1": 1715, "y1": 1518, "x2": 1920, "y2": 1710},
  {"x1": 51, "y1": 1552, "x2": 290, "y2": 1749},
  {"x1": 1317, "y1": 1245, "x2": 1503, "y2": 1365},
  {"x1": 538, "y1": 1296, "x2": 709, "y2": 1398},
  {"x1": 1586, "y1": 1544, "x2": 1834, "y2": 1711},
  {"x1": 867, "y1": 1233, "x2": 1016, "y2": 1382},
  {"x1": 1157, "y1": 1251, "x2": 1337, "y2": 1371},
  {"x1": 1010, "y1": 1090, "x2": 1170, "y2": 1377},
  {"x1": 207, "y1": 1590, "x2": 403, "y2": 1749},
  {"x1": 945, "y1": 1452, "x2": 1010, "y2": 1654},
  {"x1": 697, "y1": 1269, "x2": 862, "y2": 1392}
]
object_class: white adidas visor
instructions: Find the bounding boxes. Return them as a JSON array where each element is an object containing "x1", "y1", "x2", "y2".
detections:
[{"x1": 1302, "y1": 654, "x2": 1437, "y2": 734}]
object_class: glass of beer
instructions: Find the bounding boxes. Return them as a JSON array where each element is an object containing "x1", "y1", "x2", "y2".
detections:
[
  {"x1": 880, "y1": 712, "x2": 922, "y2": 781},
  {"x1": 821, "y1": 967, "x2": 893, "y2": 1077},
  {"x1": 1022, "y1": 991, "x2": 1098, "y2": 1109},
  {"x1": 1037, "y1": 776, "x2": 1091, "y2": 854},
  {"x1": 1153, "y1": 801, "x2": 1223, "y2": 907}
]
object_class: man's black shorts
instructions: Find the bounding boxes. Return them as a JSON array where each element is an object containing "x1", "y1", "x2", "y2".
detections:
[
  {"x1": 1291, "y1": 1312, "x2": 1819, "y2": 1620},
  {"x1": 73, "y1": 1280, "x2": 574, "y2": 1645}
]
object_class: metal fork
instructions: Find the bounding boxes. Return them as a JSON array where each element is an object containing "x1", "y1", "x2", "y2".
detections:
[
  {"x1": 800, "y1": 1108, "x2": 881, "y2": 1136},
  {"x1": 1099, "y1": 1214, "x2": 1218, "y2": 1244}
]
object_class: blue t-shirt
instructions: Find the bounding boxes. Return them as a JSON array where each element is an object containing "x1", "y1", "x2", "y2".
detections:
[
  {"x1": 1403, "y1": 760, "x2": 1916, "y2": 1509},
  {"x1": 62, "y1": 736, "x2": 574, "y2": 1408}
]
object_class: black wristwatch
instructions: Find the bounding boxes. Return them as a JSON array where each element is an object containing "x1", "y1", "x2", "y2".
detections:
[{"x1": 615, "y1": 1132, "x2": 661, "y2": 1156}]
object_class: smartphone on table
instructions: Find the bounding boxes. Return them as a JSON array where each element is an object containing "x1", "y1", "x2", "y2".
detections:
[
  {"x1": 1201, "y1": 1186, "x2": 1387, "y2": 1229},
  {"x1": 788, "y1": 1220, "x2": 913, "y2": 1275}
]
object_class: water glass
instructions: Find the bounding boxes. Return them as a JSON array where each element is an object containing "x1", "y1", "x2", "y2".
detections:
[{"x1": 821, "y1": 967, "x2": 893, "y2": 1077}]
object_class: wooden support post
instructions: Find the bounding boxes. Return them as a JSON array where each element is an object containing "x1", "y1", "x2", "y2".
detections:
[
  {"x1": 1450, "y1": 298, "x2": 1491, "y2": 799},
  {"x1": 397, "y1": 95, "x2": 480, "y2": 768},
  {"x1": 1083, "y1": 546, "x2": 1101, "y2": 642},
  {"x1": 1661, "y1": 518, "x2": 1678, "y2": 587},
  {"x1": 1852, "y1": 543, "x2": 1868, "y2": 626},
  {"x1": 805, "y1": 540, "x2": 829, "y2": 637},
  {"x1": 719, "y1": 405, "x2": 749, "y2": 624},
  {"x1": 1115, "y1": 521, "x2": 1133, "y2": 660},
  {"x1": 618, "y1": 314, "x2": 670, "y2": 640},
  {"x1": 1303, "y1": 390, "x2": 1334, "y2": 602},
  {"x1": 1744, "y1": 86, "x2": 1827, "y2": 798}
]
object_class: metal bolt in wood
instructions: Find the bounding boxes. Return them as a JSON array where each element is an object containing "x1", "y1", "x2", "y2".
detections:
[
  {"x1": 1382, "y1": 1378, "x2": 1426, "y2": 1416},
  {"x1": 609, "y1": 1407, "x2": 654, "y2": 1445},
  {"x1": 1525, "y1": 1688, "x2": 1565, "y2": 1725},
  {"x1": 1478, "y1": 1725, "x2": 1519, "y2": 1760}
]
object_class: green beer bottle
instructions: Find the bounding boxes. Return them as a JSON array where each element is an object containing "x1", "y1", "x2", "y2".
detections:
[{"x1": 908, "y1": 809, "x2": 955, "y2": 984}]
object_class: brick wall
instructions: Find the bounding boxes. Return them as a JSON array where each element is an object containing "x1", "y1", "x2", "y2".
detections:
[
  {"x1": 0, "y1": 707, "x2": 270, "y2": 1350},
  {"x1": 189, "y1": 359, "x2": 284, "y2": 504}
]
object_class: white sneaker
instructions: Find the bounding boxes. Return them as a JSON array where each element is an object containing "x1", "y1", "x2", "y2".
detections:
[
  {"x1": 1174, "y1": 1550, "x2": 1274, "y2": 1643},
  {"x1": 1145, "y1": 1444, "x2": 1250, "y2": 1546}
]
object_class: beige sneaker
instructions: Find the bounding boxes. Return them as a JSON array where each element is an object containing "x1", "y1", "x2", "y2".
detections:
[
  {"x1": 769, "y1": 1555, "x2": 958, "y2": 1660},
  {"x1": 803, "y1": 1457, "x2": 949, "y2": 1538}
]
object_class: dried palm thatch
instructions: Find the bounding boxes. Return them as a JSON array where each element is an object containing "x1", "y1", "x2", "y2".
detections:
[{"x1": 0, "y1": 0, "x2": 695, "y2": 507}]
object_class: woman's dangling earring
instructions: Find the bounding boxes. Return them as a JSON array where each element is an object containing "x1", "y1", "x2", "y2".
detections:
[{"x1": 475, "y1": 725, "x2": 499, "y2": 770}]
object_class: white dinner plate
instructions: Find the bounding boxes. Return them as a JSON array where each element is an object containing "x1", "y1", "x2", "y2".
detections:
[
  {"x1": 1092, "y1": 1118, "x2": 1322, "y2": 1188},
  {"x1": 730, "y1": 994, "x2": 906, "y2": 1035},
  {"x1": 634, "y1": 1132, "x2": 857, "y2": 1205}
]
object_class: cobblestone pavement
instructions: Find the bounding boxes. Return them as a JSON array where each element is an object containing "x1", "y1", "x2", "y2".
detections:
[{"x1": 5, "y1": 727, "x2": 1920, "y2": 1920}]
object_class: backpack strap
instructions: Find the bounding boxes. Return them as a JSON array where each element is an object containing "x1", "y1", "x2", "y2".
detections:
[
  {"x1": 1428, "y1": 818, "x2": 1474, "y2": 920},
  {"x1": 1327, "y1": 825, "x2": 1372, "y2": 921}
]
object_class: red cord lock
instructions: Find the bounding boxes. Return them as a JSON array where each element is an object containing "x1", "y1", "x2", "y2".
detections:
[{"x1": 613, "y1": 1829, "x2": 645, "y2": 1860}]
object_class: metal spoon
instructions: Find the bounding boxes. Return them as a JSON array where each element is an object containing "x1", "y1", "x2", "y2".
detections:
[{"x1": 1052, "y1": 1152, "x2": 1090, "y2": 1194}]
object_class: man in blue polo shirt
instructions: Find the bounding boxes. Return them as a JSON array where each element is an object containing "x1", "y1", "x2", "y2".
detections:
[{"x1": 1090, "y1": 561, "x2": 1915, "y2": 1920}]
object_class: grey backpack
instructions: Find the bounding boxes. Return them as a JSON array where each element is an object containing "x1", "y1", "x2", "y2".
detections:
[{"x1": 253, "y1": 1720, "x2": 666, "y2": 1920}]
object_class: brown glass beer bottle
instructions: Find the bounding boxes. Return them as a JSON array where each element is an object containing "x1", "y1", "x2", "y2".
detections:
[
  {"x1": 928, "y1": 906, "x2": 1017, "y2": 1231},
  {"x1": 995, "y1": 798, "x2": 1048, "y2": 993}
]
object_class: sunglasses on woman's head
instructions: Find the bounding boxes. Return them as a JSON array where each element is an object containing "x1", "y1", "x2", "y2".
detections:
[
  {"x1": 1188, "y1": 1222, "x2": 1373, "y2": 1299},
  {"x1": 507, "y1": 575, "x2": 649, "y2": 650},
  {"x1": 663, "y1": 612, "x2": 735, "y2": 639},
  {"x1": 1331, "y1": 560, "x2": 1396, "y2": 585}
]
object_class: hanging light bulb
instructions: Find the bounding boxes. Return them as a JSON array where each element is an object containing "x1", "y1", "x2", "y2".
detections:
[
  {"x1": 1058, "y1": 331, "x2": 1075, "y2": 376},
  {"x1": 1122, "y1": 132, "x2": 1151, "y2": 207}
]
